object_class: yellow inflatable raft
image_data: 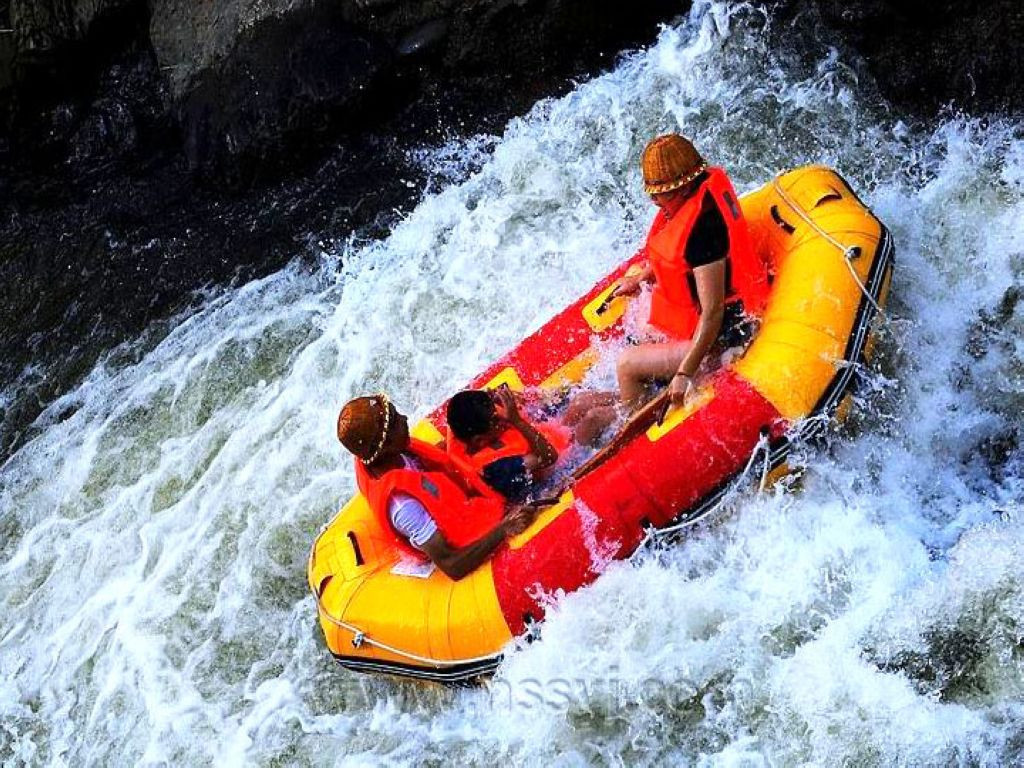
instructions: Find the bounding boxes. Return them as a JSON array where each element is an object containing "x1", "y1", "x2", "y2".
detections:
[{"x1": 308, "y1": 165, "x2": 894, "y2": 682}]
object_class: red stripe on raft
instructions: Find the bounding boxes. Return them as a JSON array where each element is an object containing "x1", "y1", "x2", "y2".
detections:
[
  {"x1": 491, "y1": 371, "x2": 785, "y2": 635},
  {"x1": 585, "y1": 371, "x2": 786, "y2": 527}
]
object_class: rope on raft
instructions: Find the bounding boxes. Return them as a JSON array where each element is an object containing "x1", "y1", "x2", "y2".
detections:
[
  {"x1": 307, "y1": 538, "x2": 506, "y2": 667},
  {"x1": 770, "y1": 175, "x2": 888, "y2": 319}
]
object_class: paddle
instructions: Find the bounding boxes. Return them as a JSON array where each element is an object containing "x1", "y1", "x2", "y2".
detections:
[{"x1": 571, "y1": 390, "x2": 671, "y2": 482}]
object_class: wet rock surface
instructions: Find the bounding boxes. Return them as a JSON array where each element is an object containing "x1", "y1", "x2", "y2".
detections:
[{"x1": 792, "y1": 0, "x2": 1024, "y2": 116}]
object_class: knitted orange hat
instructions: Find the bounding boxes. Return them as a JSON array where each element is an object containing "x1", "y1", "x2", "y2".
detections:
[
  {"x1": 336, "y1": 395, "x2": 390, "y2": 463},
  {"x1": 642, "y1": 133, "x2": 706, "y2": 195}
]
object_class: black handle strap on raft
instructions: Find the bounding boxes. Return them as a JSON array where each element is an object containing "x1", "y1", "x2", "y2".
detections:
[
  {"x1": 770, "y1": 204, "x2": 796, "y2": 234},
  {"x1": 594, "y1": 292, "x2": 616, "y2": 316},
  {"x1": 346, "y1": 531, "x2": 364, "y2": 566}
]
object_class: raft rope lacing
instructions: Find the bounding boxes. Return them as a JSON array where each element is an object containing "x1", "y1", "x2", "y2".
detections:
[
  {"x1": 632, "y1": 430, "x2": 774, "y2": 546},
  {"x1": 309, "y1": 176, "x2": 888, "y2": 670},
  {"x1": 770, "y1": 175, "x2": 887, "y2": 319}
]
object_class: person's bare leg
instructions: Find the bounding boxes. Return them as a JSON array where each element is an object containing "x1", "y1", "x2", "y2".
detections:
[
  {"x1": 616, "y1": 342, "x2": 691, "y2": 407},
  {"x1": 563, "y1": 391, "x2": 618, "y2": 425},
  {"x1": 573, "y1": 405, "x2": 619, "y2": 446}
]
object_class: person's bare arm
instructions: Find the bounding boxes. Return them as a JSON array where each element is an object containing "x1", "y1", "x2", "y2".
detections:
[
  {"x1": 669, "y1": 260, "x2": 725, "y2": 404},
  {"x1": 612, "y1": 262, "x2": 655, "y2": 297},
  {"x1": 495, "y1": 387, "x2": 557, "y2": 471},
  {"x1": 418, "y1": 506, "x2": 537, "y2": 581}
]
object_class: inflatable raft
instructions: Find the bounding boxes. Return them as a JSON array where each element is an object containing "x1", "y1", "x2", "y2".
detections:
[{"x1": 308, "y1": 165, "x2": 894, "y2": 682}]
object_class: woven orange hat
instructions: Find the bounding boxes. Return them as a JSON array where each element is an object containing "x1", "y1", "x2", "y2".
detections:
[
  {"x1": 336, "y1": 394, "x2": 391, "y2": 464},
  {"x1": 641, "y1": 133, "x2": 706, "y2": 195}
]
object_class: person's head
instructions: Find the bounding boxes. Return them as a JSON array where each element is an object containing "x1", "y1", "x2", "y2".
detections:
[
  {"x1": 447, "y1": 389, "x2": 500, "y2": 445},
  {"x1": 642, "y1": 133, "x2": 706, "y2": 215},
  {"x1": 336, "y1": 393, "x2": 410, "y2": 465}
]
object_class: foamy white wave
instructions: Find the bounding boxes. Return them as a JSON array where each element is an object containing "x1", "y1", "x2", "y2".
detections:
[{"x1": 2, "y1": 1, "x2": 1023, "y2": 765}]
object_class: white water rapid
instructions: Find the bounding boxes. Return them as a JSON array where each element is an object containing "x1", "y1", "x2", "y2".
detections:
[{"x1": 3, "y1": 2, "x2": 1023, "y2": 764}]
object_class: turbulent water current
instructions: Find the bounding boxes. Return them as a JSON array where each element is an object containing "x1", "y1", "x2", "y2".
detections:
[{"x1": 3, "y1": 2, "x2": 1024, "y2": 765}]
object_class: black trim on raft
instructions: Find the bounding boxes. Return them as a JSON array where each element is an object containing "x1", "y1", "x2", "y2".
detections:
[
  {"x1": 332, "y1": 653, "x2": 502, "y2": 684},
  {"x1": 805, "y1": 225, "x2": 894, "y2": 432},
  {"x1": 804, "y1": 219, "x2": 891, "y2": 415}
]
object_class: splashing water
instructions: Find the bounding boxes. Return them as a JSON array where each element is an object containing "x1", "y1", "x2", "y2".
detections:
[{"x1": 3, "y1": 2, "x2": 1024, "y2": 764}]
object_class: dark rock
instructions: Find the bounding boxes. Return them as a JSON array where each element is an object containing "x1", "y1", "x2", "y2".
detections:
[
  {"x1": 2, "y1": 0, "x2": 168, "y2": 179},
  {"x1": 783, "y1": 0, "x2": 1024, "y2": 115},
  {"x1": 157, "y1": 0, "x2": 687, "y2": 175},
  {"x1": 173, "y1": 3, "x2": 395, "y2": 177},
  {"x1": 0, "y1": 26, "x2": 13, "y2": 95},
  {"x1": 396, "y1": 19, "x2": 449, "y2": 58},
  {"x1": 2, "y1": 0, "x2": 688, "y2": 174}
]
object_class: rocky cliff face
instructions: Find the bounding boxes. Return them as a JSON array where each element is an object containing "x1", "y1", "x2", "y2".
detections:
[
  {"x1": 2, "y1": 0, "x2": 685, "y2": 176},
  {"x1": 3, "y1": 0, "x2": 1021, "y2": 180}
]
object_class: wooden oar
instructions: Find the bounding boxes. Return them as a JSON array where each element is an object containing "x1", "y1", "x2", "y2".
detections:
[{"x1": 571, "y1": 390, "x2": 671, "y2": 482}]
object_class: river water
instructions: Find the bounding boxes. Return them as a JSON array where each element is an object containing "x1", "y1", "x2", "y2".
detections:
[{"x1": 2, "y1": 2, "x2": 1023, "y2": 765}]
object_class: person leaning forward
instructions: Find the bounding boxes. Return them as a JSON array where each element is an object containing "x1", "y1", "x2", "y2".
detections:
[
  {"x1": 611, "y1": 133, "x2": 771, "y2": 408},
  {"x1": 336, "y1": 394, "x2": 537, "y2": 581}
]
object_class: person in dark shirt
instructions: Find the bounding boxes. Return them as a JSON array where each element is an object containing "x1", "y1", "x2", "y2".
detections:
[
  {"x1": 611, "y1": 134, "x2": 754, "y2": 408},
  {"x1": 670, "y1": 182, "x2": 751, "y2": 348}
]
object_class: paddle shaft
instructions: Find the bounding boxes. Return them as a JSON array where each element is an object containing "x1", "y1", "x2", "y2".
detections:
[{"x1": 571, "y1": 390, "x2": 670, "y2": 481}]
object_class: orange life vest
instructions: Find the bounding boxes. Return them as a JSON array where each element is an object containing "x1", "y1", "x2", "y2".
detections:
[
  {"x1": 354, "y1": 438, "x2": 505, "y2": 554},
  {"x1": 646, "y1": 167, "x2": 770, "y2": 339},
  {"x1": 446, "y1": 422, "x2": 572, "y2": 485}
]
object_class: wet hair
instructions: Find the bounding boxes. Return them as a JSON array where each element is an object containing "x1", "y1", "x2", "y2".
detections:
[{"x1": 447, "y1": 390, "x2": 496, "y2": 442}]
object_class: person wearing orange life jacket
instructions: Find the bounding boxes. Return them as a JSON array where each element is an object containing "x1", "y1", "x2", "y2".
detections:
[
  {"x1": 611, "y1": 133, "x2": 770, "y2": 408},
  {"x1": 445, "y1": 386, "x2": 570, "y2": 501},
  {"x1": 336, "y1": 394, "x2": 537, "y2": 581}
]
